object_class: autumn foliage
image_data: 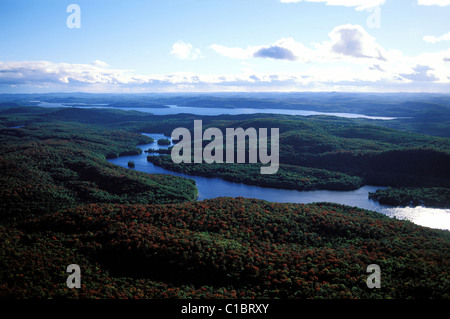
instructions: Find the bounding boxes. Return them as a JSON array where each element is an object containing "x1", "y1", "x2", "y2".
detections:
[{"x1": 5, "y1": 197, "x2": 449, "y2": 299}]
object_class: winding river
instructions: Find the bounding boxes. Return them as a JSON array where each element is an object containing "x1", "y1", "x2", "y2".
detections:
[{"x1": 107, "y1": 133, "x2": 450, "y2": 231}]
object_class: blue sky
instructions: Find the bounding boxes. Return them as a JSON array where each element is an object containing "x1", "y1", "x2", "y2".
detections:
[{"x1": 0, "y1": 0, "x2": 449, "y2": 93}]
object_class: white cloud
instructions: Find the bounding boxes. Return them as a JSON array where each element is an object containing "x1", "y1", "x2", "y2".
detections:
[
  {"x1": 280, "y1": 0, "x2": 386, "y2": 11},
  {"x1": 423, "y1": 31, "x2": 450, "y2": 43},
  {"x1": 209, "y1": 44, "x2": 255, "y2": 59},
  {"x1": 400, "y1": 65, "x2": 438, "y2": 82},
  {"x1": 324, "y1": 24, "x2": 387, "y2": 60},
  {"x1": 417, "y1": 0, "x2": 450, "y2": 6},
  {"x1": 91, "y1": 60, "x2": 110, "y2": 68},
  {"x1": 256, "y1": 38, "x2": 313, "y2": 61},
  {"x1": 211, "y1": 38, "x2": 314, "y2": 62},
  {"x1": 170, "y1": 41, "x2": 203, "y2": 60}
]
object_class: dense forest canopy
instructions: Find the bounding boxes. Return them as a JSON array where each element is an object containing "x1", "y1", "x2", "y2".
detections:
[
  {"x1": 2, "y1": 197, "x2": 449, "y2": 299},
  {"x1": 0, "y1": 122, "x2": 198, "y2": 222}
]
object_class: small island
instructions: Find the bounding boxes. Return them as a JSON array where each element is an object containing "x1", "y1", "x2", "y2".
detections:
[
  {"x1": 157, "y1": 138, "x2": 171, "y2": 146},
  {"x1": 145, "y1": 148, "x2": 172, "y2": 154},
  {"x1": 127, "y1": 160, "x2": 135, "y2": 168}
]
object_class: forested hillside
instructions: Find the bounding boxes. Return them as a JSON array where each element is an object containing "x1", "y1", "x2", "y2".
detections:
[
  {"x1": 2, "y1": 198, "x2": 449, "y2": 299},
  {"x1": 0, "y1": 123, "x2": 197, "y2": 222}
]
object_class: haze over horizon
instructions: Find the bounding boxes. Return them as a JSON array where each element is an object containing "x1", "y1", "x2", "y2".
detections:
[{"x1": 1, "y1": 0, "x2": 449, "y2": 93}]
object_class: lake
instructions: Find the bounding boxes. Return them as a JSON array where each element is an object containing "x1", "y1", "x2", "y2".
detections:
[
  {"x1": 36, "y1": 102, "x2": 397, "y2": 120},
  {"x1": 107, "y1": 133, "x2": 450, "y2": 231}
]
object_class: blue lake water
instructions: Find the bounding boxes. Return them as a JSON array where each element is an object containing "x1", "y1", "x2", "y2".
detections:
[
  {"x1": 36, "y1": 102, "x2": 397, "y2": 120},
  {"x1": 107, "y1": 133, "x2": 450, "y2": 231},
  {"x1": 115, "y1": 105, "x2": 398, "y2": 120}
]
